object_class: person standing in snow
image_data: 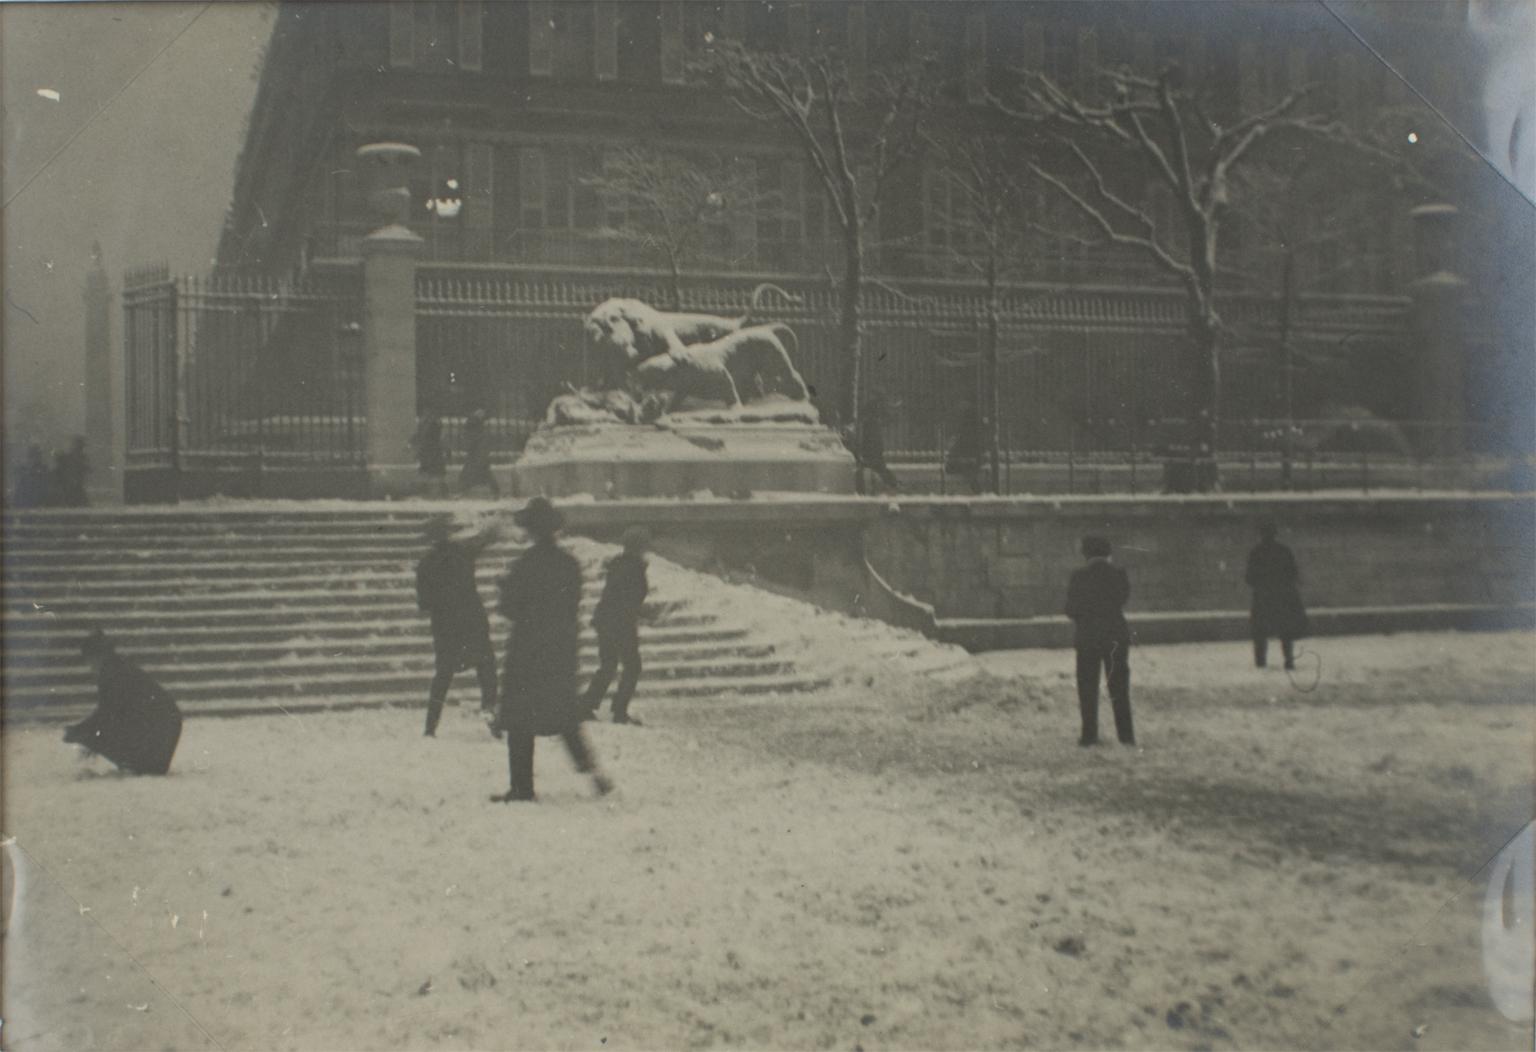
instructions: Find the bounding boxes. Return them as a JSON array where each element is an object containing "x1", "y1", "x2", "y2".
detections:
[
  {"x1": 459, "y1": 409, "x2": 500, "y2": 497},
  {"x1": 64, "y1": 629, "x2": 182, "y2": 775},
  {"x1": 416, "y1": 514, "x2": 501, "y2": 737},
  {"x1": 582, "y1": 526, "x2": 650, "y2": 725},
  {"x1": 490, "y1": 498, "x2": 613, "y2": 802},
  {"x1": 1064, "y1": 535, "x2": 1135, "y2": 747},
  {"x1": 1245, "y1": 521, "x2": 1309, "y2": 671}
]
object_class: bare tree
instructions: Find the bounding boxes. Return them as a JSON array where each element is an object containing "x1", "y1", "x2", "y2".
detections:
[
  {"x1": 584, "y1": 146, "x2": 766, "y2": 310},
  {"x1": 699, "y1": 40, "x2": 935, "y2": 440},
  {"x1": 993, "y1": 65, "x2": 1361, "y2": 490}
]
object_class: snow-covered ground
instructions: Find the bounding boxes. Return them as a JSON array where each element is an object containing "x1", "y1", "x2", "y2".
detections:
[{"x1": 3, "y1": 631, "x2": 1532, "y2": 1051}]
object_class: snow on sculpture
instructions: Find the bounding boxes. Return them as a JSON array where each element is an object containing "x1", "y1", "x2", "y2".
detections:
[{"x1": 546, "y1": 287, "x2": 816, "y2": 427}]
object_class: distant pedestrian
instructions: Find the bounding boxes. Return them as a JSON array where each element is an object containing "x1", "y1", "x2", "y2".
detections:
[
  {"x1": 52, "y1": 436, "x2": 89, "y2": 506},
  {"x1": 1064, "y1": 535, "x2": 1135, "y2": 747},
  {"x1": 413, "y1": 409, "x2": 447, "y2": 496},
  {"x1": 13, "y1": 445, "x2": 49, "y2": 508},
  {"x1": 416, "y1": 515, "x2": 501, "y2": 737},
  {"x1": 491, "y1": 498, "x2": 613, "y2": 802},
  {"x1": 582, "y1": 527, "x2": 650, "y2": 725},
  {"x1": 857, "y1": 392, "x2": 902, "y2": 494},
  {"x1": 63, "y1": 630, "x2": 183, "y2": 775},
  {"x1": 945, "y1": 396, "x2": 983, "y2": 494},
  {"x1": 1245, "y1": 521, "x2": 1309, "y2": 671},
  {"x1": 459, "y1": 409, "x2": 500, "y2": 497}
]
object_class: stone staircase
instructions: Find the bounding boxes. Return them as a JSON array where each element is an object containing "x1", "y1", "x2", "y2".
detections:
[{"x1": 2, "y1": 507, "x2": 829, "y2": 722}]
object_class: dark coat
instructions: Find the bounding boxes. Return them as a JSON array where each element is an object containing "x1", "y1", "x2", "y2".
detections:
[
  {"x1": 460, "y1": 418, "x2": 494, "y2": 487},
  {"x1": 593, "y1": 552, "x2": 648, "y2": 636},
  {"x1": 417, "y1": 534, "x2": 496, "y2": 673},
  {"x1": 414, "y1": 417, "x2": 446, "y2": 478},
  {"x1": 497, "y1": 539, "x2": 584, "y2": 736},
  {"x1": 1065, "y1": 558, "x2": 1132, "y2": 648},
  {"x1": 1246, "y1": 539, "x2": 1309, "y2": 638},
  {"x1": 64, "y1": 652, "x2": 182, "y2": 775}
]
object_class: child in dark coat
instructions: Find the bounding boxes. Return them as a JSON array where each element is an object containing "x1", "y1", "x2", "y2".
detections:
[{"x1": 64, "y1": 630, "x2": 182, "y2": 775}]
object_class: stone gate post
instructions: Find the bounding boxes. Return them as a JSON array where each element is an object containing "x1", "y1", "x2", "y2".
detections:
[{"x1": 83, "y1": 242, "x2": 122, "y2": 503}]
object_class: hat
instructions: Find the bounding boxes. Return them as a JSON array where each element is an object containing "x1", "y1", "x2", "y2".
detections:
[
  {"x1": 423, "y1": 514, "x2": 455, "y2": 542},
  {"x1": 513, "y1": 496, "x2": 564, "y2": 535},
  {"x1": 620, "y1": 525, "x2": 651, "y2": 552},
  {"x1": 1081, "y1": 535, "x2": 1112, "y2": 559},
  {"x1": 80, "y1": 628, "x2": 113, "y2": 659}
]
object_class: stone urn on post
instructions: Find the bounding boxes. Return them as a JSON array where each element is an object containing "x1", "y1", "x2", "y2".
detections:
[{"x1": 354, "y1": 142, "x2": 426, "y2": 496}]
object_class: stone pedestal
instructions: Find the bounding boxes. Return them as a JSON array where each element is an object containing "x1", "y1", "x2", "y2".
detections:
[
  {"x1": 512, "y1": 422, "x2": 857, "y2": 499},
  {"x1": 361, "y1": 226, "x2": 422, "y2": 497}
]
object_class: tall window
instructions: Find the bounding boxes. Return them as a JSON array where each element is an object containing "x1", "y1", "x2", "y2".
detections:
[
  {"x1": 389, "y1": 1, "x2": 482, "y2": 72},
  {"x1": 528, "y1": 1, "x2": 594, "y2": 79}
]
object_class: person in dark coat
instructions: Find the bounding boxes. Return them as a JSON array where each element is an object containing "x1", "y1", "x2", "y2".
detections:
[
  {"x1": 459, "y1": 409, "x2": 500, "y2": 497},
  {"x1": 413, "y1": 410, "x2": 447, "y2": 496},
  {"x1": 416, "y1": 515, "x2": 501, "y2": 737},
  {"x1": 52, "y1": 437, "x2": 89, "y2": 507},
  {"x1": 1245, "y1": 521, "x2": 1309, "y2": 670},
  {"x1": 945, "y1": 395, "x2": 984, "y2": 494},
  {"x1": 13, "y1": 445, "x2": 49, "y2": 508},
  {"x1": 582, "y1": 526, "x2": 650, "y2": 725},
  {"x1": 856, "y1": 392, "x2": 902, "y2": 494},
  {"x1": 63, "y1": 630, "x2": 182, "y2": 775},
  {"x1": 1064, "y1": 535, "x2": 1135, "y2": 746},
  {"x1": 491, "y1": 498, "x2": 613, "y2": 802}
]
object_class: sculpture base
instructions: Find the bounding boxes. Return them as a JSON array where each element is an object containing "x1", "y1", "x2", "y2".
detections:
[{"x1": 512, "y1": 422, "x2": 857, "y2": 499}]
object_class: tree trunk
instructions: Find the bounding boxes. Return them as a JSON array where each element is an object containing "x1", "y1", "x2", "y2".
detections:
[
  {"x1": 839, "y1": 222, "x2": 864, "y2": 441},
  {"x1": 985, "y1": 253, "x2": 1002, "y2": 494},
  {"x1": 1186, "y1": 307, "x2": 1221, "y2": 492}
]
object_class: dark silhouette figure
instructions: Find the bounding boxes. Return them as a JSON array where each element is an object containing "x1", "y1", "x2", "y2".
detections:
[
  {"x1": 63, "y1": 630, "x2": 182, "y2": 775},
  {"x1": 856, "y1": 393, "x2": 902, "y2": 494},
  {"x1": 13, "y1": 445, "x2": 50, "y2": 508},
  {"x1": 491, "y1": 498, "x2": 612, "y2": 802},
  {"x1": 1064, "y1": 536, "x2": 1135, "y2": 746},
  {"x1": 416, "y1": 515, "x2": 501, "y2": 737},
  {"x1": 413, "y1": 410, "x2": 447, "y2": 495},
  {"x1": 459, "y1": 409, "x2": 500, "y2": 497},
  {"x1": 52, "y1": 437, "x2": 90, "y2": 507},
  {"x1": 582, "y1": 527, "x2": 650, "y2": 725},
  {"x1": 945, "y1": 396, "x2": 984, "y2": 494},
  {"x1": 1245, "y1": 521, "x2": 1309, "y2": 670}
]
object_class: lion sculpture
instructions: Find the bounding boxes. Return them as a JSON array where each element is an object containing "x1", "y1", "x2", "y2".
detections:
[{"x1": 574, "y1": 287, "x2": 813, "y2": 421}]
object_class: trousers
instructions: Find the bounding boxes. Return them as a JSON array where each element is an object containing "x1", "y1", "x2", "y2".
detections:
[
  {"x1": 1253, "y1": 636, "x2": 1296, "y2": 669},
  {"x1": 504, "y1": 723, "x2": 596, "y2": 799},
  {"x1": 583, "y1": 625, "x2": 641, "y2": 719},
  {"x1": 426, "y1": 654, "x2": 498, "y2": 736},
  {"x1": 1075, "y1": 640, "x2": 1134, "y2": 744}
]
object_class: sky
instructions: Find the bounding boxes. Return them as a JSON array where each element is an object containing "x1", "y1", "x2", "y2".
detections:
[{"x1": 2, "y1": 2, "x2": 276, "y2": 451}]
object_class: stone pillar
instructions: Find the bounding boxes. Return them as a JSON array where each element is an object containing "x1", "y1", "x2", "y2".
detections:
[
  {"x1": 356, "y1": 143, "x2": 423, "y2": 497},
  {"x1": 1408, "y1": 204, "x2": 1469, "y2": 457},
  {"x1": 82, "y1": 242, "x2": 122, "y2": 503}
]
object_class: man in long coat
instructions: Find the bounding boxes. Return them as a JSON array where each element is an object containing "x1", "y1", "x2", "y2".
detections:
[
  {"x1": 64, "y1": 630, "x2": 182, "y2": 775},
  {"x1": 582, "y1": 526, "x2": 650, "y2": 725},
  {"x1": 459, "y1": 409, "x2": 500, "y2": 497},
  {"x1": 1064, "y1": 535, "x2": 1135, "y2": 747},
  {"x1": 491, "y1": 497, "x2": 613, "y2": 802},
  {"x1": 416, "y1": 515, "x2": 500, "y2": 736},
  {"x1": 1245, "y1": 521, "x2": 1309, "y2": 670}
]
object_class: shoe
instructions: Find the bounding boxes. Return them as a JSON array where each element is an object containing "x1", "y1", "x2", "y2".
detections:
[
  {"x1": 613, "y1": 714, "x2": 642, "y2": 726},
  {"x1": 593, "y1": 773, "x2": 615, "y2": 797},
  {"x1": 581, "y1": 709, "x2": 599, "y2": 722},
  {"x1": 1078, "y1": 737, "x2": 1100, "y2": 747},
  {"x1": 491, "y1": 789, "x2": 536, "y2": 803},
  {"x1": 1283, "y1": 662, "x2": 1296, "y2": 671},
  {"x1": 1119, "y1": 738, "x2": 1137, "y2": 747}
]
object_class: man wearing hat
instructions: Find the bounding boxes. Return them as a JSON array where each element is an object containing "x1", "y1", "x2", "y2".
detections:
[
  {"x1": 416, "y1": 515, "x2": 502, "y2": 737},
  {"x1": 1245, "y1": 521, "x2": 1309, "y2": 671},
  {"x1": 1064, "y1": 535, "x2": 1136, "y2": 747},
  {"x1": 582, "y1": 526, "x2": 651, "y2": 725},
  {"x1": 64, "y1": 630, "x2": 183, "y2": 775},
  {"x1": 492, "y1": 497, "x2": 613, "y2": 802}
]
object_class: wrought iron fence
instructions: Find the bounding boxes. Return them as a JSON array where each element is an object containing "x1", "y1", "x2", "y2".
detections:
[{"x1": 123, "y1": 267, "x2": 365, "y2": 478}]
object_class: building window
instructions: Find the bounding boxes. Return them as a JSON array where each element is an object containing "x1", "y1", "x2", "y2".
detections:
[
  {"x1": 388, "y1": 1, "x2": 481, "y2": 73},
  {"x1": 528, "y1": 1, "x2": 595, "y2": 79}
]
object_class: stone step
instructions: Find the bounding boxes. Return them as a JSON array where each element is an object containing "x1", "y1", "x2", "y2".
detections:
[
  {"x1": 1, "y1": 605, "x2": 719, "y2": 635},
  {"x1": 3, "y1": 578, "x2": 616, "y2": 607},
  {"x1": 2, "y1": 544, "x2": 528, "y2": 566},
  {"x1": 3, "y1": 637, "x2": 776, "y2": 669},
  {"x1": 4, "y1": 669, "x2": 827, "y2": 718}
]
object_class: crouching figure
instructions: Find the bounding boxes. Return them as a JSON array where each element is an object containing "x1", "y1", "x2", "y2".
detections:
[{"x1": 64, "y1": 629, "x2": 183, "y2": 775}]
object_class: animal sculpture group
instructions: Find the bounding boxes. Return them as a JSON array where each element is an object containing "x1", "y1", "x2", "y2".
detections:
[{"x1": 548, "y1": 287, "x2": 816, "y2": 427}]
